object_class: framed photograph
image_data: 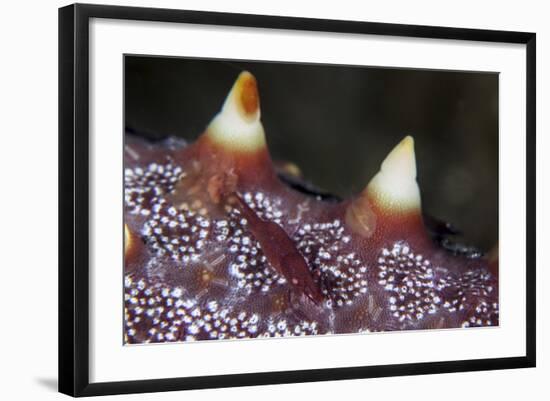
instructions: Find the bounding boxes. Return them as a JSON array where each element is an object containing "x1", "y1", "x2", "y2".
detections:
[{"x1": 59, "y1": 3, "x2": 536, "y2": 397}]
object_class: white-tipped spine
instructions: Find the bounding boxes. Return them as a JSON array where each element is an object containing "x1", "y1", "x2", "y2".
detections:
[
  {"x1": 206, "y1": 71, "x2": 266, "y2": 152},
  {"x1": 124, "y1": 224, "x2": 131, "y2": 256},
  {"x1": 366, "y1": 136, "x2": 421, "y2": 212}
]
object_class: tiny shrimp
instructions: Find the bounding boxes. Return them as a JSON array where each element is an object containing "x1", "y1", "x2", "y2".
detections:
[{"x1": 232, "y1": 194, "x2": 325, "y2": 306}]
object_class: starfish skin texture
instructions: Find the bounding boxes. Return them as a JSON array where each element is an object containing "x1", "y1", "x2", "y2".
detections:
[{"x1": 123, "y1": 71, "x2": 498, "y2": 344}]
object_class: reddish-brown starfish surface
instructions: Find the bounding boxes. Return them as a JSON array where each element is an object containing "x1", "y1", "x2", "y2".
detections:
[{"x1": 124, "y1": 71, "x2": 498, "y2": 344}]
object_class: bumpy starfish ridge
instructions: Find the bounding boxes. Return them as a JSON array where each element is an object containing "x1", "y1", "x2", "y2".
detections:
[{"x1": 123, "y1": 71, "x2": 498, "y2": 344}]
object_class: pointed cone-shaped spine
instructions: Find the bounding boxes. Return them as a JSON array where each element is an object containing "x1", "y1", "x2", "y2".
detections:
[
  {"x1": 366, "y1": 136, "x2": 421, "y2": 212},
  {"x1": 205, "y1": 71, "x2": 266, "y2": 152},
  {"x1": 124, "y1": 223, "x2": 147, "y2": 272},
  {"x1": 171, "y1": 71, "x2": 276, "y2": 206},
  {"x1": 346, "y1": 136, "x2": 421, "y2": 238},
  {"x1": 124, "y1": 223, "x2": 132, "y2": 256}
]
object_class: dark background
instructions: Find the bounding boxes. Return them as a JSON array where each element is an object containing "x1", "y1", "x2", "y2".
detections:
[{"x1": 125, "y1": 56, "x2": 499, "y2": 251}]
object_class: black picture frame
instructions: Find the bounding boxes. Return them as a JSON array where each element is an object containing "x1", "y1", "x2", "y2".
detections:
[{"x1": 59, "y1": 3, "x2": 536, "y2": 397}]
